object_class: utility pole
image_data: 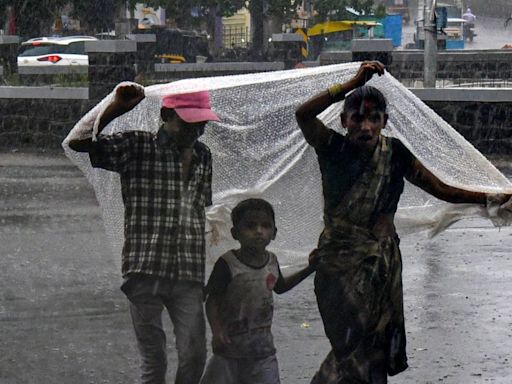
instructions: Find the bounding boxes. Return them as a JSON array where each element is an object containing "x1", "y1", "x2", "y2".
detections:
[{"x1": 423, "y1": 0, "x2": 437, "y2": 87}]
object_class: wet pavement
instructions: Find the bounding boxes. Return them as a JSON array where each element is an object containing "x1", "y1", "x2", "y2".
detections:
[{"x1": 1, "y1": 151, "x2": 512, "y2": 384}]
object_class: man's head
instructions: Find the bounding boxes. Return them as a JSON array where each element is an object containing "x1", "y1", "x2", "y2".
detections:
[
  {"x1": 160, "y1": 91, "x2": 219, "y2": 148},
  {"x1": 466, "y1": 8, "x2": 471, "y2": 13},
  {"x1": 231, "y1": 198, "x2": 277, "y2": 252},
  {"x1": 341, "y1": 85, "x2": 388, "y2": 151}
]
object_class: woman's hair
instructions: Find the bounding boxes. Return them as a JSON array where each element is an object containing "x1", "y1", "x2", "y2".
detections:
[
  {"x1": 343, "y1": 85, "x2": 387, "y2": 113},
  {"x1": 231, "y1": 198, "x2": 276, "y2": 227}
]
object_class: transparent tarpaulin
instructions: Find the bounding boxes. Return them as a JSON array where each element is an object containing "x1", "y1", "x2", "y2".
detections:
[{"x1": 63, "y1": 62, "x2": 512, "y2": 267}]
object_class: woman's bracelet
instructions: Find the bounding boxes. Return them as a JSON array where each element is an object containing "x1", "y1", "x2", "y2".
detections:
[{"x1": 327, "y1": 83, "x2": 346, "y2": 102}]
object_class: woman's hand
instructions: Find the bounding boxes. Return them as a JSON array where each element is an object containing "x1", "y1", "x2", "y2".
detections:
[{"x1": 352, "y1": 61, "x2": 386, "y2": 88}]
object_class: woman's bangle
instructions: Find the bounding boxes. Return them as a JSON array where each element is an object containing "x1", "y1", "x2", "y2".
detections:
[{"x1": 327, "y1": 83, "x2": 345, "y2": 102}]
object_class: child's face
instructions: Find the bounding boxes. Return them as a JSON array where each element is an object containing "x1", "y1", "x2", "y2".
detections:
[{"x1": 232, "y1": 210, "x2": 276, "y2": 252}]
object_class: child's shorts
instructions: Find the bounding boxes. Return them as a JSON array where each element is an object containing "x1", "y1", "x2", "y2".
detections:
[{"x1": 200, "y1": 354, "x2": 280, "y2": 384}]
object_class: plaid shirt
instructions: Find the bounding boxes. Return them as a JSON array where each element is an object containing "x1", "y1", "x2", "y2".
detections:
[{"x1": 90, "y1": 129, "x2": 212, "y2": 283}]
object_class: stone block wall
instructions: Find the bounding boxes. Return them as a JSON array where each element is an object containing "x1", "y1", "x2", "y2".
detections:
[
  {"x1": 148, "y1": 62, "x2": 284, "y2": 83},
  {"x1": 424, "y1": 101, "x2": 512, "y2": 154},
  {"x1": 320, "y1": 50, "x2": 512, "y2": 84},
  {"x1": 127, "y1": 34, "x2": 156, "y2": 76},
  {"x1": 17, "y1": 66, "x2": 88, "y2": 86},
  {"x1": 389, "y1": 50, "x2": 512, "y2": 84},
  {"x1": 85, "y1": 40, "x2": 138, "y2": 100},
  {"x1": 0, "y1": 36, "x2": 20, "y2": 77},
  {"x1": 411, "y1": 89, "x2": 512, "y2": 155},
  {"x1": 1, "y1": 87, "x2": 511, "y2": 154},
  {"x1": 0, "y1": 96, "x2": 92, "y2": 149}
]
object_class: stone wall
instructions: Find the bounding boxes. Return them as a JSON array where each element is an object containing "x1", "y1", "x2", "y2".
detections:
[
  {"x1": 0, "y1": 36, "x2": 20, "y2": 77},
  {"x1": 320, "y1": 50, "x2": 512, "y2": 85},
  {"x1": 1, "y1": 39, "x2": 512, "y2": 153},
  {"x1": 85, "y1": 40, "x2": 138, "y2": 100},
  {"x1": 17, "y1": 66, "x2": 88, "y2": 86},
  {"x1": 148, "y1": 62, "x2": 284, "y2": 83},
  {"x1": 0, "y1": 87, "x2": 92, "y2": 149},
  {"x1": 390, "y1": 50, "x2": 512, "y2": 84},
  {"x1": 412, "y1": 89, "x2": 512, "y2": 155},
  {"x1": 1, "y1": 87, "x2": 511, "y2": 155}
]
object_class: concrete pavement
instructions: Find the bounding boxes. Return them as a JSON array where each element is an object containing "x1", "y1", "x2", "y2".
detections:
[{"x1": 1, "y1": 151, "x2": 511, "y2": 383}]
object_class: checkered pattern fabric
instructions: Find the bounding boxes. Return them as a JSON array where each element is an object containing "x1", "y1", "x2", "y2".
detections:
[{"x1": 90, "y1": 130, "x2": 212, "y2": 283}]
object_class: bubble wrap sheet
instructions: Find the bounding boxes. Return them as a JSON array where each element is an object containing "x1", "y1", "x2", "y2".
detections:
[{"x1": 63, "y1": 62, "x2": 512, "y2": 267}]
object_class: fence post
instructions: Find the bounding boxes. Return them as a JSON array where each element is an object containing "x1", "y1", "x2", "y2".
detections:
[
  {"x1": 85, "y1": 40, "x2": 137, "y2": 101},
  {"x1": 0, "y1": 35, "x2": 20, "y2": 79}
]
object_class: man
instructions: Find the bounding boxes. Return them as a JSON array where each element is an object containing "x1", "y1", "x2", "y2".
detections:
[
  {"x1": 504, "y1": 12, "x2": 512, "y2": 29},
  {"x1": 69, "y1": 84, "x2": 220, "y2": 384},
  {"x1": 295, "y1": 61, "x2": 511, "y2": 383},
  {"x1": 462, "y1": 7, "x2": 476, "y2": 27}
]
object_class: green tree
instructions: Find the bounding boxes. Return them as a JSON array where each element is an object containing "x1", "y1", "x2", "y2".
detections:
[
  {"x1": 348, "y1": 0, "x2": 374, "y2": 15},
  {"x1": 0, "y1": 0, "x2": 67, "y2": 38},
  {"x1": 70, "y1": 0, "x2": 129, "y2": 34},
  {"x1": 313, "y1": 0, "x2": 375, "y2": 22},
  {"x1": 72, "y1": 0, "x2": 116, "y2": 33},
  {"x1": 143, "y1": 0, "x2": 245, "y2": 55}
]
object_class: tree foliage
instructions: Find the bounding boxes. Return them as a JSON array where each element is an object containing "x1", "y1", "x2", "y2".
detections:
[
  {"x1": 0, "y1": 0, "x2": 135, "y2": 37},
  {"x1": 0, "y1": 0, "x2": 375, "y2": 54},
  {"x1": 0, "y1": 0, "x2": 67, "y2": 37},
  {"x1": 313, "y1": 0, "x2": 375, "y2": 22},
  {"x1": 144, "y1": 0, "x2": 245, "y2": 29},
  {"x1": 70, "y1": 0, "x2": 126, "y2": 34}
]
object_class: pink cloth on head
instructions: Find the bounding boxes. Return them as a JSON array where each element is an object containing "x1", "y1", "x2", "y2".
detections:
[{"x1": 161, "y1": 91, "x2": 220, "y2": 123}]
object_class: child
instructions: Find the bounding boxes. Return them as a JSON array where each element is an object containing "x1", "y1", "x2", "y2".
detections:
[{"x1": 200, "y1": 198, "x2": 316, "y2": 384}]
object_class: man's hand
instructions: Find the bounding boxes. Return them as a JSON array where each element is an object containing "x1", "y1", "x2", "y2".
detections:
[
  {"x1": 352, "y1": 61, "x2": 386, "y2": 88},
  {"x1": 113, "y1": 84, "x2": 145, "y2": 114}
]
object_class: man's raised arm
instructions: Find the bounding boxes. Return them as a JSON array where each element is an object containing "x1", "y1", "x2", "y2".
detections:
[{"x1": 69, "y1": 84, "x2": 145, "y2": 152}]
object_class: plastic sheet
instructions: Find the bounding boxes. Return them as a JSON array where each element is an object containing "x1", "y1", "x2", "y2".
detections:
[{"x1": 63, "y1": 62, "x2": 512, "y2": 267}]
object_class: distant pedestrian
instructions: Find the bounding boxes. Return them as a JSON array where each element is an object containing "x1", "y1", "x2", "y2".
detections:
[
  {"x1": 462, "y1": 8, "x2": 476, "y2": 27},
  {"x1": 69, "y1": 84, "x2": 220, "y2": 384},
  {"x1": 505, "y1": 13, "x2": 512, "y2": 28}
]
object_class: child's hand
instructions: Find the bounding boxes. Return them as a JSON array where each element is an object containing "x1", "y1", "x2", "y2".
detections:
[
  {"x1": 308, "y1": 248, "x2": 321, "y2": 270},
  {"x1": 212, "y1": 331, "x2": 231, "y2": 352}
]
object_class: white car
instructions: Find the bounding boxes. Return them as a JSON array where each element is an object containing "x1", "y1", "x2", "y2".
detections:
[{"x1": 17, "y1": 36, "x2": 98, "y2": 67}]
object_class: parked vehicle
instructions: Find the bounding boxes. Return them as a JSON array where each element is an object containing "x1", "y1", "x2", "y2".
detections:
[
  {"x1": 17, "y1": 36, "x2": 98, "y2": 67},
  {"x1": 444, "y1": 18, "x2": 467, "y2": 48},
  {"x1": 134, "y1": 27, "x2": 210, "y2": 63},
  {"x1": 307, "y1": 20, "x2": 383, "y2": 59},
  {"x1": 463, "y1": 21, "x2": 476, "y2": 42}
]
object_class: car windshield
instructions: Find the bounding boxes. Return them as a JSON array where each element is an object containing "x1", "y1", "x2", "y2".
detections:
[{"x1": 18, "y1": 42, "x2": 85, "y2": 56}]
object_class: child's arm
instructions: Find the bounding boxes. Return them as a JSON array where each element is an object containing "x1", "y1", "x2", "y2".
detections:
[
  {"x1": 205, "y1": 294, "x2": 231, "y2": 350},
  {"x1": 205, "y1": 258, "x2": 232, "y2": 351},
  {"x1": 273, "y1": 250, "x2": 318, "y2": 294}
]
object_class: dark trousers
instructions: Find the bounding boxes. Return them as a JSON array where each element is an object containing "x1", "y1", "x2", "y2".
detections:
[{"x1": 124, "y1": 276, "x2": 206, "y2": 384}]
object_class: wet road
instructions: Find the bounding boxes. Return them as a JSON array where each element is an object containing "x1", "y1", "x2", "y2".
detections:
[{"x1": 1, "y1": 152, "x2": 512, "y2": 383}]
